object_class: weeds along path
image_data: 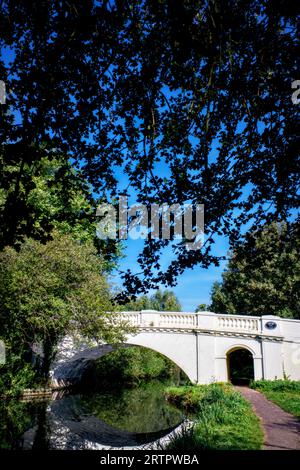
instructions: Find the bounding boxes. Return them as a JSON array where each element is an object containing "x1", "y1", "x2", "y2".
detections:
[{"x1": 236, "y1": 386, "x2": 300, "y2": 450}]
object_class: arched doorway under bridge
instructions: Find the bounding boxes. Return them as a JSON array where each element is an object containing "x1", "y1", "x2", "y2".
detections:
[{"x1": 227, "y1": 347, "x2": 255, "y2": 385}]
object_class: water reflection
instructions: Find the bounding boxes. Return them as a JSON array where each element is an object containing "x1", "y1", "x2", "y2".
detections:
[{"x1": 0, "y1": 381, "x2": 184, "y2": 449}]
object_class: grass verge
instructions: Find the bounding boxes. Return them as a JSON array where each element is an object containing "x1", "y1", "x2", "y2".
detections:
[
  {"x1": 250, "y1": 380, "x2": 300, "y2": 418},
  {"x1": 165, "y1": 383, "x2": 263, "y2": 450}
]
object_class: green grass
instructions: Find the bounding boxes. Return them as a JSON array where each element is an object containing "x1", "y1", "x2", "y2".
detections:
[
  {"x1": 251, "y1": 380, "x2": 300, "y2": 418},
  {"x1": 165, "y1": 383, "x2": 263, "y2": 450}
]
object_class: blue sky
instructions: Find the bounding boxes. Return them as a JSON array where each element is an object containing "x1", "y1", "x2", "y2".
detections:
[
  {"x1": 108, "y1": 160, "x2": 230, "y2": 312},
  {"x1": 2, "y1": 25, "x2": 299, "y2": 314},
  {"x1": 1, "y1": 44, "x2": 231, "y2": 312},
  {"x1": 0, "y1": 44, "x2": 251, "y2": 312},
  {"x1": 110, "y1": 236, "x2": 229, "y2": 312}
]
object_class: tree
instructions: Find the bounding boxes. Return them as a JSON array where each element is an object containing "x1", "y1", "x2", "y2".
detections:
[
  {"x1": 209, "y1": 221, "x2": 300, "y2": 318},
  {"x1": 195, "y1": 304, "x2": 210, "y2": 312},
  {"x1": 0, "y1": 1, "x2": 298, "y2": 296},
  {"x1": 0, "y1": 153, "x2": 120, "y2": 268},
  {"x1": 0, "y1": 231, "x2": 133, "y2": 383},
  {"x1": 121, "y1": 289, "x2": 182, "y2": 311}
]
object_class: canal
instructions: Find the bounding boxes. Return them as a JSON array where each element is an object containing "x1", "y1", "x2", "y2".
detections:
[{"x1": 0, "y1": 381, "x2": 185, "y2": 449}]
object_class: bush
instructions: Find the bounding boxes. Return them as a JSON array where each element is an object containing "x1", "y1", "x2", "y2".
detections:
[{"x1": 0, "y1": 359, "x2": 36, "y2": 398}]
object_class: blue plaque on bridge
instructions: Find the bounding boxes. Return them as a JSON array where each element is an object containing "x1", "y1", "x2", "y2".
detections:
[{"x1": 265, "y1": 321, "x2": 277, "y2": 330}]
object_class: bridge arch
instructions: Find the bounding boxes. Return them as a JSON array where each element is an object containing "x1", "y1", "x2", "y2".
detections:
[
  {"x1": 81, "y1": 341, "x2": 191, "y2": 384},
  {"x1": 50, "y1": 331, "x2": 198, "y2": 389},
  {"x1": 226, "y1": 346, "x2": 255, "y2": 385},
  {"x1": 226, "y1": 344, "x2": 257, "y2": 357},
  {"x1": 125, "y1": 338, "x2": 195, "y2": 382}
]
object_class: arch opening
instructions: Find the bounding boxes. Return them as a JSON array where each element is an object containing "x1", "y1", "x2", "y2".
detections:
[
  {"x1": 227, "y1": 347, "x2": 254, "y2": 385},
  {"x1": 78, "y1": 344, "x2": 190, "y2": 391}
]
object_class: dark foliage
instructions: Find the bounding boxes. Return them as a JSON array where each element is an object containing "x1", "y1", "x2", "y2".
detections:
[{"x1": 0, "y1": 1, "x2": 299, "y2": 296}]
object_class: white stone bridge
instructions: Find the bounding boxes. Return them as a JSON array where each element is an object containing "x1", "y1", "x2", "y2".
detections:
[{"x1": 50, "y1": 311, "x2": 300, "y2": 388}]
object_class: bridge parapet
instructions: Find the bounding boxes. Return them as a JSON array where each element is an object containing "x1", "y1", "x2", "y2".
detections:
[
  {"x1": 120, "y1": 310, "x2": 198, "y2": 328},
  {"x1": 158, "y1": 313, "x2": 196, "y2": 327},
  {"x1": 216, "y1": 315, "x2": 260, "y2": 333},
  {"x1": 119, "y1": 311, "x2": 297, "y2": 337},
  {"x1": 118, "y1": 310, "x2": 274, "y2": 335}
]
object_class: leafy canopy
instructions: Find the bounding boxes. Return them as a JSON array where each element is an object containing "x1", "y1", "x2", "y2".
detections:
[
  {"x1": 0, "y1": 1, "x2": 298, "y2": 295},
  {"x1": 0, "y1": 152, "x2": 120, "y2": 267}
]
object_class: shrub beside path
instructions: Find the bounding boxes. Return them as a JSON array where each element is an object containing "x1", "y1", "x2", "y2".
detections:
[{"x1": 236, "y1": 386, "x2": 300, "y2": 450}]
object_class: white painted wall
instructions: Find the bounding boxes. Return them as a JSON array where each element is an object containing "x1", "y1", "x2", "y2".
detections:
[{"x1": 278, "y1": 318, "x2": 300, "y2": 380}]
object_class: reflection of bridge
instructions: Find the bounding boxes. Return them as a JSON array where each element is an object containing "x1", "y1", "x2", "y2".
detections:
[
  {"x1": 50, "y1": 311, "x2": 300, "y2": 387},
  {"x1": 22, "y1": 392, "x2": 187, "y2": 450}
]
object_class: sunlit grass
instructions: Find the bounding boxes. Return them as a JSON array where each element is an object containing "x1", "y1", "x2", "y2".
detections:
[
  {"x1": 251, "y1": 380, "x2": 300, "y2": 418},
  {"x1": 165, "y1": 383, "x2": 263, "y2": 450}
]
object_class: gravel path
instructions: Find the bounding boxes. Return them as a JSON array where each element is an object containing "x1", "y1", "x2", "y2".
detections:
[{"x1": 236, "y1": 386, "x2": 300, "y2": 450}]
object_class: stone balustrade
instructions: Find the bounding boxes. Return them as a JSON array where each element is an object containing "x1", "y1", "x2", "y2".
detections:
[
  {"x1": 217, "y1": 315, "x2": 260, "y2": 333},
  {"x1": 118, "y1": 310, "x2": 268, "y2": 334}
]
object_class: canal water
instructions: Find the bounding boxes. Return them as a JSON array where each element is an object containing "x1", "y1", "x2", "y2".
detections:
[{"x1": 0, "y1": 381, "x2": 185, "y2": 449}]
